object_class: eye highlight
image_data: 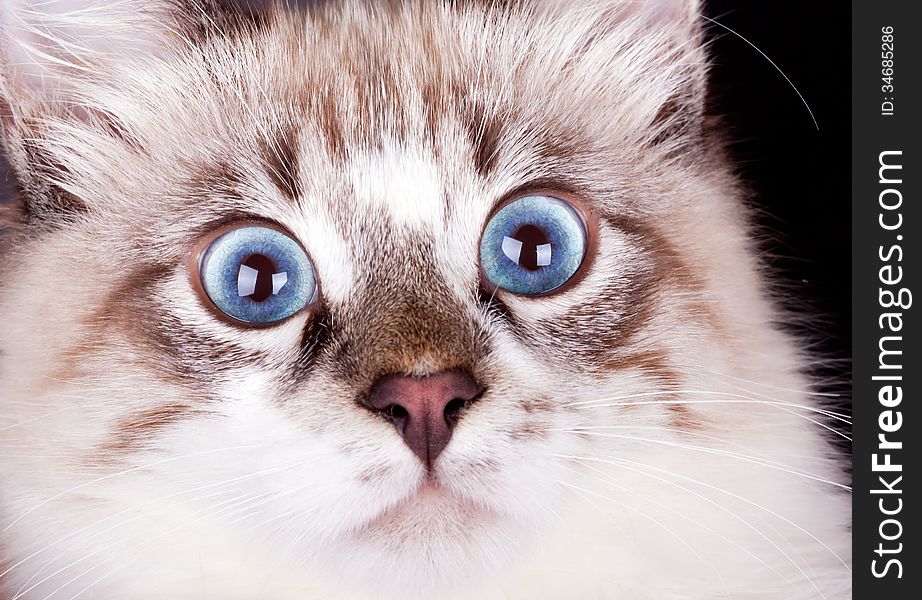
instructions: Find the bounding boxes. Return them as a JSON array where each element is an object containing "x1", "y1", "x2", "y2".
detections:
[
  {"x1": 196, "y1": 225, "x2": 317, "y2": 325},
  {"x1": 480, "y1": 195, "x2": 588, "y2": 296}
]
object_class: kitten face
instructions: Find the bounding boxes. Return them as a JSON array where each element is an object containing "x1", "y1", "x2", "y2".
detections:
[{"x1": 0, "y1": 2, "x2": 850, "y2": 599}]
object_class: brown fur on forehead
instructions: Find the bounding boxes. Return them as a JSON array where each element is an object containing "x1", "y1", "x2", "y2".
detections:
[
  {"x1": 168, "y1": 0, "x2": 273, "y2": 42},
  {"x1": 293, "y1": 3, "x2": 697, "y2": 166},
  {"x1": 262, "y1": 124, "x2": 303, "y2": 201}
]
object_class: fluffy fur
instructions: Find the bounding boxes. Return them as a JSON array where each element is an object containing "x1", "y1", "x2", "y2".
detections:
[{"x1": 0, "y1": 1, "x2": 850, "y2": 598}]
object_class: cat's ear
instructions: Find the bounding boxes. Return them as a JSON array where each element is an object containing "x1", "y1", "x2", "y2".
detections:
[
  {"x1": 0, "y1": 1, "x2": 153, "y2": 224},
  {"x1": 533, "y1": 0, "x2": 707, "y2": 146},
  {"x1": 0, "y1": 1, "x2": 266, "y2": 101},
  {"x1": 0, "y1": 1, "x2": 173, "y2": 106},
  {"x1": 622, "y1": 0, "x2": 706, "y2": 144},
  {"x1": 0, "y1": 1, "x2": 268, "y2": 225}
]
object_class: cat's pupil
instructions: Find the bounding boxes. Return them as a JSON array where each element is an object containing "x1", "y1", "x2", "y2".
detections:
[
  {"x1": 238, "y1": 254, "x2": 282, "y2": 302},
  {"x1": 506, "y1": 224, "x2": 551, "y2": 271}
]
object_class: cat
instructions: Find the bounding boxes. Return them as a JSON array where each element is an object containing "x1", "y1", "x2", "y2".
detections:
[{"x1": 0, "y1": 1, "x2": 851, "y2": 599}]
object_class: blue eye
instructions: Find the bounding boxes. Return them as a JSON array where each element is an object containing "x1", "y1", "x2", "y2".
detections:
[
  {"x1": 198, "y1": 225, "x2": 317, "y2": 325},
  {"x1": 480, "y1": 195, "x2": 588, "y2": 296}
]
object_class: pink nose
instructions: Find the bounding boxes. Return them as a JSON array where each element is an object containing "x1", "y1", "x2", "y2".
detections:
[{"x1": 363, "y1": 370, "x2": 483, "y2": 468}]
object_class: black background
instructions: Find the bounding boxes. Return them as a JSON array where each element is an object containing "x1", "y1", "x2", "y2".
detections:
[{"x1": 703, "y1": 1, "x2": 851, "y2": 396}]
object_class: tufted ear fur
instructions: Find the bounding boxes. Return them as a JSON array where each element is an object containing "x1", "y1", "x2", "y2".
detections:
[
  {"x1": 529, "y1": 0, "x2": 708, "y2": 148},
  {"x1": 0, "y1": 0, "x2": 270, "y2": 225},
  {"x1": 0, "y1": 0, "x2": 270, "y2": 101}
]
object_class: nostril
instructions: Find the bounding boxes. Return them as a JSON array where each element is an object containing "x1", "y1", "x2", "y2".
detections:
[
  {"x1": 381, "y1": 403, "x2": 409, "y2": 424},
  {"x1": 443, "y1": 398, "x2": 468, "y2": 427}
]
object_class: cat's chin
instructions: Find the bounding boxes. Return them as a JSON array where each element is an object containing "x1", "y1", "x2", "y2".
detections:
[
  {"x1": 325, "y1": 478, "x2": 514, "y2": 597},
  {"x1": 360, "y1": 478, "x2": 497, "y2": 535}
]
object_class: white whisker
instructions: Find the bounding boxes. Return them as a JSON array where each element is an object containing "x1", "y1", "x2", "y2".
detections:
[
  {"x1": 702, "y1": 16, "x2": 819, "y2": 130},
  {"x1": 549, "y1": 427, "x2": 851, "y2": 490},
  {"x1": 565, "y1": 389, "x2": 850, "y2": 422}
]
